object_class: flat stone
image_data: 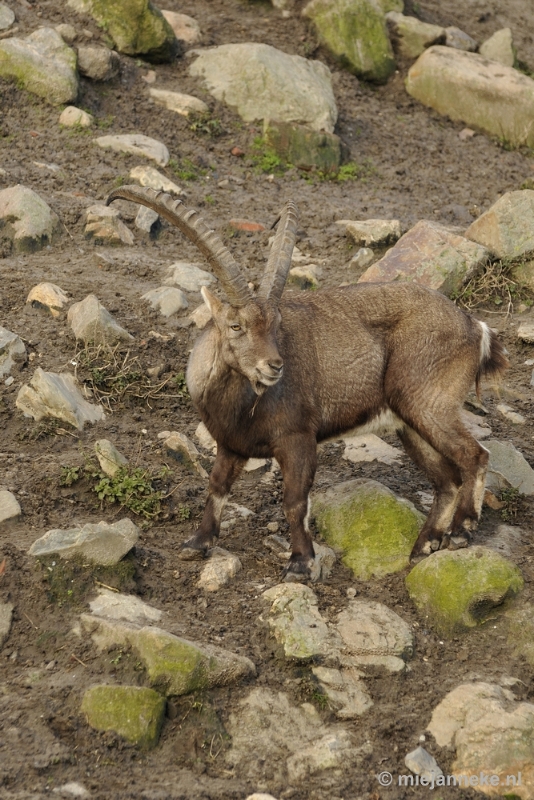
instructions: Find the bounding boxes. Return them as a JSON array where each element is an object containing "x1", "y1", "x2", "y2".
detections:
[
  {"x1": 406, "y1": 546, "x2": 524, "y2": 635},
  {"x1": 189, "y1": 42, "x2": 337, "y2": 133},
  {"x1": 68, "y1": 294, "x2": 133, "y2": 344},
  {"x1": 311, "y1": 665, "x2": 373, "y2": 718},
  {"x1": 81, "y1": 614, "x2": 256, "y2": 694},
  {"x1": 0, "y1": 184, "x2": 61, "y2": 253},
  {"x1": 518, "y1": 320, "x2": 534, "y2": 343},
  {"x1": 342, "y1": 433, "x2": 402, "y2": 466},
  {"x1": 405, "y1": 746, "x2": 443, "y2": 780},
  {"x1": 129, "y1": 165, "x2": 184, "y2": 195},
  {"x1": 162, "y1": 431, "x2": 208, "y2": 478},
  {"x1": 302, "y1": 0, "x2": 395, "y2": 84},
  {"x1": 506, "y1": 603, "x2": 534, "y2": 667},
  {"x1": 0, "y1": 490, "x2": 21, "y2": 524},
  {"x1": 386, "y1": 12, "x2": 445, "y2": 59},
  {"x1": 89, "y1": 588, "x2": 162, "y2": 625},
  {"x1": 444, "y1": 26, "x2": 477, "y2": 52},
  {"x1": 479, "y1": 27, "x2": 515, "y2": 67},
  {"x1": 0, "y1": 3, "x2": 15, "y2": 30},
  {"x1": 135, "y1": 206, "x2": 159, "y2": 233},
  {"x1": 339, "y1": 218, "x2": 402, "y2": 247},
  {"x1": 77, "y1": 45, "x2": 119, "y2": 81},
  {"x1": 84, "y1": 203, "x2": 135, "y2": 245},
  {"x1": 94, "y1": 439, "x2": 128, "y2": 477},
  {"x1": 59, "y1": 105, "x2": 94, "y2": 127},
  {"x1": 427, "y1": 683, "x2": 534, "y2": 792},
  {"x1": 197, "y1": 547, "x2": 242, "y2": 592},
  {"x1": 262, "y1": 583, "x2": 333, "y2": 660},
  {"x1": 163, "y1": 261, "x2": 215, "y2": 292},
  {"x1": 406, "y1": 46, "x2": 534, "y2": 149},
  {"x1": 497, "y1": 403, "x2": 526, "y2": 425},
  {"x1": 149, "y1": 88, "x2": 208, "y2": 116},
  {"x1": 465, "y1": 191, "x2": 534, "y2": 259},
  {"x1": 54, "y1": 23, "x2": 77, "y2": 44},
  {"x1": 161, "y1": 10, "x2": 201, "y2": 44},
  {"x1": 336, "y1": 599, "x2": 413, "y2": 672},
  {"x1": 16, "y1": 368, "x2": 105, "y2": 430},
  {"x1": 485, "y1": 439, "x2": 534, "y2": 495},
  {"x1": 29, "y1": 518, "x2": 139, "y2": 565},
  {"x1": 313, "y1": 479, "x2": 423, "y2": 580},
  {"x1": 0, "y1": 27, "x2": 78, "y2": 105},
  {"x1": 26, "y1": 282, "x2": 69, "y2": 317},
  {"x1": 264, "y1": 121, "x2": 341, "y2": 174},
  {"x1": 358, "y1": 219, "x2": 488, "y2": 296},
  {"x1": 287, "y1": 265, "x2": 321, "y2": 289},
  {"x1": 0, "y1": 602, "x2": 13, "y2": 648},
  {"x1": 229, "y1": 218, "x2": 266, "y2": 233},
  {"x1": 195, "y1": 421, "x2": 216, "y2": 452},
  {"x1": 350, "y1": 247, "x2": 375, "y2": 270},
  {"x1": 0, "y1": 327, "x2": 26, "y2": 377},
  {"x1": 52, "y1": 782, "x2": 90, "y2": 798},
  {"x1": 94, "y1": 134, "x2": 169, "y2": 167},
  {"x1": 81, "y1": 685, "x2": 165, "y2": 748},
  {"x1": 142, "y1": 286, "x2": 188, "y2": 317},
  {"x1": 461, "y1": 408, "x2": 491, "y2": 439}
]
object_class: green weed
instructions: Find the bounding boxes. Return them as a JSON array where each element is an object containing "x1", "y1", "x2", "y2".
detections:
[
  {"x1": 91, "y1": 466, "x2": 166, "y2": 519},
  {"x1": 189, "y1": 112, "x2": 224, "y2": 138},
  {"x1": 250, "y1": 137, "x2": 288, "y2": 174}
]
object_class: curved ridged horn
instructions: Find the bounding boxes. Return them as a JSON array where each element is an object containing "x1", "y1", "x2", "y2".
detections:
[
  {"x1": 106, "y1": 185, "x2": 252, "y2": 307},
  {"x1": 258, "y1": 200, "x2": 299, "y2": 303}
]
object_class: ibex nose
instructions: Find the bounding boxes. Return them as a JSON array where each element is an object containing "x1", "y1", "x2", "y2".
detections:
[{"x1": 268, "y1": 358, "x2": 283, "y2": 373}]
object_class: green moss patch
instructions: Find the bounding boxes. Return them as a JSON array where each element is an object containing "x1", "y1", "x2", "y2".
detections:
[
  {"x1": 406, "y1": 546, "x2": 524, "y2": 636},
  {"x1": 81, "y1": 684, "x2": 165, "y2": 748}
]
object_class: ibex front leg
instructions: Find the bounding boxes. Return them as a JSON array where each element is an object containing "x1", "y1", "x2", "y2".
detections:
[
  {"x1": 179, "y1": 445, "x2": 246, "y2": 560},
  {"x1": 275, "y1": 435, "x2": 317, "y2": 580}
]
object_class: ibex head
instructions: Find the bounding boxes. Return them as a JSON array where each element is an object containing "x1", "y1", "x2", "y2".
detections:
[{"x1": 106, "y1": 186, "x2": 298, "y2": 395}]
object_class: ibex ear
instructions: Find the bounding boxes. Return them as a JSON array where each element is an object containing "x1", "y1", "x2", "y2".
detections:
[{"x1": 201, "y1": 286, "x2": 223, "y2": 317}]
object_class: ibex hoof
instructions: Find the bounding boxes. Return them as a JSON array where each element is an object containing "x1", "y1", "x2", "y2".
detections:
[
  {"x1": 178, "y1": 541, "x2": 210, "y2": 561},
  {"x1": 282, "y1": 556, "x2": 314, "y2": 583},
  {"x1": 448, "y1": 534, "x2": 469, "y2": 550}
]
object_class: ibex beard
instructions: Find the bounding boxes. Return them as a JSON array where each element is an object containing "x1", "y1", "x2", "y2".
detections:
[{"x1": 107, "y1": 187, "x2": 509, "y2": 582}]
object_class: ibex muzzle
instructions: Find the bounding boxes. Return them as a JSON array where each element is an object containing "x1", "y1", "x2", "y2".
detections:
[{"x1": 107, "y1": 186, "x2": 508, "y2": 581}]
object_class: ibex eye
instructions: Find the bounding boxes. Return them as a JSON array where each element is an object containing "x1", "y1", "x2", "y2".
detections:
[{"x1": 230, "y1": 324, "x2": 241, "y2": 331}]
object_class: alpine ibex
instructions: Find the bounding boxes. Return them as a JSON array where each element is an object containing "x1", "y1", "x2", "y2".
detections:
[{"x1": 107, "y1": 186, "x2": 508, "y2": 580}]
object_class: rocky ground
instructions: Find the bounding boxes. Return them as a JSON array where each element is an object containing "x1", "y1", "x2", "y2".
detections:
[{"x1": 1, "y1": 0, "x2": 534, "y2": 798}]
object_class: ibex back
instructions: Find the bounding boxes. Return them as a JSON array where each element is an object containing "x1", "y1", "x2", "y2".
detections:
[{"x1": 107, "y1": 187, "x2": 508, "y2": 581}]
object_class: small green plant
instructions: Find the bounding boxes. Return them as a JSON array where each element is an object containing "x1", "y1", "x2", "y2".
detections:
[
  {"x1": 499, "y1": 487, "x2": 521, "y2": 522},
  {"x1": 189, "y1": 112, "x2": 224, "y2": 138},
  {"x1": 177, "y1": 505, "x2": 191, "y2": 521},
  {"x1": 173, "y1": 372, "x2": 189, "y2": 398},
  {"x1": 250, "y1": 137, "x2": 288, "y2": 174},
  {"x1": 168, "y1": 157, "x2": 202, "y2": 181},
  {"x1": 204, "y1": 194, "x2": 215, "y2": 205},
  {"x1": 60, "y1": 465, "x2": 82, "y2": 487},
  {"x1": 96, "y1": 114, "x2": 114, "y2": 130},
  {"x1": 92, "y1": 466, "x2": 165, "y2": 518}
]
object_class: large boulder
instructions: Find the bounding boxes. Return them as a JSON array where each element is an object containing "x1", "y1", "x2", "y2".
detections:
[
  {"x1": 67, "y1": 0, "x2": 177, "y2": 62},
  {"x1": 312, "y1": 479, "x2": 423, "y2": 580},
  {"x1": 0, "y1": 185, "x2": 60, "y2": 253},
  {"x1": 0, "y1": 28, "x2": 78, "y2": 105},
  {"x1": 302, "y1": 0, "x2": 395, "y2": 84},
  {"x1": 189, "y1": 43, "x2": 337, "y2": 133},
  {"x1": 29, "y1": 519, "x2": 139, "y2": 565},
  {"x1": 358, "y1": 219, "x2": 488, "y2": 296},
  {"x1": 406, "y1": 46, "x2": 534, "y2": 149},
  {"x1": 465, "y1": 191, "x2": 534, "y2": 259},
  {"x1": 406, "y1": 547, "x2": 524, "y2": 635}
]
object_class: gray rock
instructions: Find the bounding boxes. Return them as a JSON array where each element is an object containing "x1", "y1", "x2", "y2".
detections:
[
  {"x1": 0, "y1": 3, "x2": 15, "y2": 31},
  {"x1": 197, "y1": 547, "x2": 242, "y2": 591},
  {"x1": 149, "y1": 88, "x2": 208, "y2": 116},
  {"x1": 29, "y1": 518, "x2": 139, "y2": 564},
  {"x1": 77, "y1": 45, "x2": 119, "y2": 81},
  {"x1": 163, "y1": 262, "x2": 216, "y2": 292},
  {"x1": 404, "y1": 746, "x2": 443, "y2": 780},
  {"x1": 189, "y1": 43, "x2": 337, "y2": 133},
  {"x1": 162, "y1": 431, "x2": 208, "y2": 478},
  {"x1": 59, "y1": 105, "x2": 94, "y2": 127},
  {"x1": 55, "y1": 23, "x2": 77, "y2": 45},
  {"x1": 386, "y1": 12, "x2": 445, "y2": 59},
  {"x1": 518, "y1": 320, "x2": 534, "y2": 343},
  {"x1": 349, "y1": 247, "x2": 375, "y2": 270},
  {"x1": 81, "y1": 684, "x2": 165, "y2": 748},
  {"x1": 444, "y1": 26, "x2": 477, "y2": 52},
  {"x1": 485, "y1": 524, "x2": 525, "y2": 559},
  {"x1": 94, "y1": 134, "x2": 169, "y2": 167},
  {"x1": 245, "y1": 795, "x2": 278, "y2": 800},
  {"x1": 497, "y1": 403, "x2": 526, "y2": 425},
  {"x1": 427, "y1": 682, "x2": 534, "y2": 790},
  {"x1": 0, "y1": 490, "x2": 21, "y2": 524},
  {"x1": 68, "y1": 294, "x2": 133, "y2": 344},
  {"x1": 406, "y1": 46, "x2": 534, "y2": 149},
  {"x1": 84, "y1": 203, "x2": 134, "y2": 245},
  {"x1": 287, "y1": 265, "x2": 321, "y2": 290},
  {"x1": 94, "y1": 439, "x2": 128, "y2": 477},
  {"x1": 130, "y1": 165, "x2": 184, "y2": 195},
  {"x1": 336, "y1": 599, "x2": 413, "y2": 672},
  {"x1": 189, "y1": 302, "x2": 212, "y2": 329},
  {"x1": 26, "y1": 282, "x2": 69, "y2": 317},
  {"x1": 80, "y1": 613, "x2": 256, "y2": 694},
  {"x1": 16, "y1": 368, "x2": 105, "y2": 430},
  {"x1": 0, "y1": 602, "x2": 13, "y2": 648},
  {"x1": 461, "y1": 408, "x2": 491, "y2": 439},
  {"x1": 0, "y1": 327, "x2": 26, "y2": 377},
  {"x1": 0, "y1": 184, "x2": 61, "y2": 253},
  {"x1": 479, "y1": 27, "x2": 515, "y2": 67},
  {"x1": 485, "y1": 439, "x2": 534, "y2": 495},
  {"x1": 311, "y1": 665, "x2": 373, "y2": 718},
  {"x1": 135, "y1": 205, "x2": 159, "y2": 233},
  {"x1": 465, "y1": 191, "x2": 534, "y2": 260},
  {"x1": 195, "y1": 421, "x2": 216, "y2": 452},
  {"x1": 52, "y1": 781, "x2": 90, "y2": 798},
  {"x1": 506, "y1": 602, "x2": 534, "y2": 667},
  {"x1": 89, "y1": 588, "x2": 162, "y2": 625},
  {"x1": 161, "y1": 10, "x2": 201, "y2": 44},
  {"x1": 342, "y1": 433, "x2": 402, "y2": 466},
  {"x1": 142, "y1": 286, "x2": 188, "y2": 317},
  {"x1": 261, "y1": 583, "x2": 334, "y2": 660},
  {"x1": 359, "y1": 219, "x2": 488, "y2": 296},
  {"x1": 0, "y1": 28, "x2": 78, "y2": 105}
]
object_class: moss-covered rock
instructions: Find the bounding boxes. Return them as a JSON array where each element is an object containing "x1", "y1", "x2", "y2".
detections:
[
  {"x1": 312, "y1": 479, "x2": 424, "y2": 580},
  {"x1": 406, "y1": 547, "x2": 524, "y2": 636},
  {"x1": 302, "y1": 0, "x2": 395, "y2": 83},
  {"x1": 81, "y1": 685, "x2": 165, "y2": 748},
  {"x1": 264, "y1": 121, "x2": 341, "y2": 174},
  {"x1": 67, "y1": 0, "x2": 178, "y2": 62}
]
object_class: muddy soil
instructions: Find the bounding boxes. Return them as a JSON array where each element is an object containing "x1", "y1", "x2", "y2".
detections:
[{"x1": 0, "y1": 0, "x2": 534, "y2": 798}]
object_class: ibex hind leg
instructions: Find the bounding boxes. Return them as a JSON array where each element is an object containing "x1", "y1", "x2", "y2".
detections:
[
  {"x1": 398, "y1": 426, "x2": 462, "y2": 560},
  {"x1": 179, "y1": 447, "x2": 246, "y2": 560}
]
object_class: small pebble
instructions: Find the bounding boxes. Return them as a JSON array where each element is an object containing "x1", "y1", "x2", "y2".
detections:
[{"x1": 266, "y1": 521, "x2": 279, "y2": 533}]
